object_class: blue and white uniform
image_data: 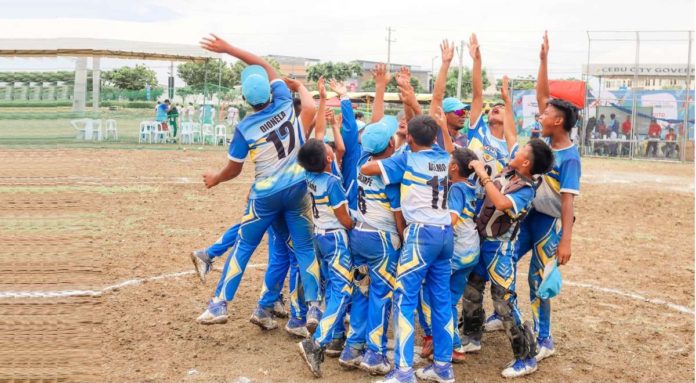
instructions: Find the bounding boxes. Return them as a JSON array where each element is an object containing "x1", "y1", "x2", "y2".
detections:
[
  {"x1": 216, "y1": 79, "x2": 320, "y2": 307},
  {"x1": 467, "y1": 116, "x2": 512, "y2": 180},
  {"x1": 516, "y1": 143, "x2": 581, "y2": 339},
  {"x1": 378, "y1": 144, "x2": 454, "y2": 368},
  {"x1": 305, "y1": 171, "x2": 353, "y2": 347}
]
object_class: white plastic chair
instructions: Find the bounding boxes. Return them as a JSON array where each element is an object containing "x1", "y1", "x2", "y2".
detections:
[
  {"x1": 92, "y1": 119, "x2": 103, "y2": 141},
  {"x1": 191, "y1": 123, "x2": 202, "y2": 144},
  {"x1": 180, "y1": 122, "x2": 194, "y2": 144},
  {"x1": 153, "y1": 122, "x2": 169, "y2": 143},
  {"x1": 105, "y1": 119, "x2": 118, "y2": 140},
  {"x1": 201, "y1": 124, "x2": 214, "y2": 145},
  {"x1": 139, "y1": 121, "x2": 153, "y2": 144},
  {"x1": 214, "y1": 124, "x2": 227, "y2": 146}
]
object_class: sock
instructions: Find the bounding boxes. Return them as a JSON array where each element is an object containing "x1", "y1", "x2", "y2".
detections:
[
  {"x1": 399, "y1": 367, "x2": 411, "y2": 373},
  {"x1": 435, "y1": 361, "x2": 448, "y2": 367}
]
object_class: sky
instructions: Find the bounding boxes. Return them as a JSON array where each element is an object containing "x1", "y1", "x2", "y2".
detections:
[{"x1": 0, "y1": 0, "x2": 694, "y2": 86}]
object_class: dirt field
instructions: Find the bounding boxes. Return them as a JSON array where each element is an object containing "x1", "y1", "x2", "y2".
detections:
[{"x1": 1, "y1": 148, "x2": 694, "y2": 383}]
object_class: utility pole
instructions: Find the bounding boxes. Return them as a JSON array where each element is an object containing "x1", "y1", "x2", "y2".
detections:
[
  {"x1": 456, "y1": 40, "x2": 465, "y2": 99},
  {"x1": 386, "y1": 26, "x2": 396, "y2": 70}
]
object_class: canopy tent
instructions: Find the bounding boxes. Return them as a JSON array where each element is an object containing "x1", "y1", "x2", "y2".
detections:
[{"x1": 0, "y1": 38, "x2": 220, "y2": 111}]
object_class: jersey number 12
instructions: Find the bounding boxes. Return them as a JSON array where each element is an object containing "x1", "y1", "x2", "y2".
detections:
[{"x1": 266, "y1": 121, "x2": 296, "y2": 159}]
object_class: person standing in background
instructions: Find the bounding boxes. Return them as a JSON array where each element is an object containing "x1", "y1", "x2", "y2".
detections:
[{"x1": 646, "y1": 118, "x2": 662, "y2": 157}]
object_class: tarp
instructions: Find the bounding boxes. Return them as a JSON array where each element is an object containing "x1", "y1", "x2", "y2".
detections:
[{"x1": 549, "y1": 80, "x2": 586, "y2": 108}]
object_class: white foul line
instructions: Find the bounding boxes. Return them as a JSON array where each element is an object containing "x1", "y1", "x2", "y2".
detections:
[{"x1": 0, "y1": 264, "x2": 693, "y2": 316}]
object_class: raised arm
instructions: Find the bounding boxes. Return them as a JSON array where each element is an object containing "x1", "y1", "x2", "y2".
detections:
[
  {"x1": 200, "y1": 34, "x2": 278, "y2": 81},
  {"x1": 470, "y1": 160, "x2": 513, "y2": 210},
  {"x1": 285, "y1": 77, "x2": 316, "y2": 136},
  {"x1": 501, "y1": 76, "x2": 518, "y2": 153},
  {"x1": 397, "y1": 68, "x2": 422, "y2": 120},
  {"x1": 536, "y1": 31, "x2": 550, "y2": 114},
  {"x1": 430, "y1": 40, "x2": 455, "y2": 117},
  {"x1": 468, "y1": 33, "x2": 483, "y2": 125},
  {"x1": 371, "y1": 63, "x2": 391, "y2": 123},
  {"x1": 314, "y1": 77, "x2": 327, "y2": 141},
  {"x1": 332, "y1": 112, "x2": 346, "y2": 166},
  {"x1": 433, "y1": 106, "x2": 455, "y2": 153}
]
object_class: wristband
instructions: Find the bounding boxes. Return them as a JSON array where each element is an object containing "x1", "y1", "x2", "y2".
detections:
[{"x1": 479, "y1": 177, "x2": 491, "y2": 187}]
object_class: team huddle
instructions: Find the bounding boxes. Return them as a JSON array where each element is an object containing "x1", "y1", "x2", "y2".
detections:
[{"x1": 189, "y1": 31, "x2": 581, "y2": 383}]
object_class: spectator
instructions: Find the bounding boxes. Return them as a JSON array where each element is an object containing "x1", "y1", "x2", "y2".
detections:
[
  {"x1": 355, "y1": 111, "x2": 366, "y2": 131},
  {"x1": 608, "y1": 113, "x2": 619, "y2": 136},
  {"x1": 663, "y1": 127, "x2": 678, "y2": 158},
  {"x1": 621, "y1": 115, "x2": 632, "y2": 137},
  {"x1": 168, "y1": 103, "x2": 179, "y2": 140},
  {"x1": 646, "y1": 118, "x2": 662, "y2": 157},
  {"x1": 531, "y1": 113, "x2": 541, "y2": 138},
  {"x1": 184, "y1": 102, "x2": 195, "y2": 122},
  {"x1": 156, "y1": 99, "x2": 170, "y2": 131},
  {"x1": 597, "y1": 114, "x2": 607, "y2": 137},
  {"x1": 226, "y1": 104, "x2": 240, "y2": 127}
]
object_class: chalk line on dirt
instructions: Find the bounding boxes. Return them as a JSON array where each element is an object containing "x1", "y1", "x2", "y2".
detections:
[{"x1": 1, "y1": 264, "x2": 692, "y2": 316}]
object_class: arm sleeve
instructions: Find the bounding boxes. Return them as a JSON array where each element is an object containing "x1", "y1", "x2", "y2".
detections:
[
  {"x1": 377, "y1": 152, "x2": 407, "y2": 185},
  {"x1": 505, "y1": 186, "x2": 534, "y2": 218},
  {"x1": 271, "y1": 79, "x2": 292, "y2": 101},
  {"x1": 448, "y1": 186, "x2": 464, "y2": 216},
  {"x1": 385, "y1": 184, "x2": 401, "y2": 211},
  {"x1": 339, "y1": 98, "x2": 360, "y2": 193},
  {"x1": 228, "y1": 127, "x2": 249, "y2": 162},
  {"x1": 327, "y1": 178, "x2": 348, "y2": 209},
  {"x1": 559, "y1": 157, "x2": 581, "y2": 195}
]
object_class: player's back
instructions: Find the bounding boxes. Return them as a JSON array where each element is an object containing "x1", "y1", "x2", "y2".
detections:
[
  {"x1": 533, "y1": 143, "x2": 581, "y2": 218},
  {"x1": 397, "y1": 146, "x2": 451, "y2": 226},
  {"x1": 305, "y1": 171, "x2": 347, "y2": 231},
  {"x1": 356, "y1": 153, "x2": 400, "y2": 234}
]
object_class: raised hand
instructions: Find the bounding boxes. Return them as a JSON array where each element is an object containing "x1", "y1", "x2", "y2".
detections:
[
  {"x1": 501, "y1": 75, "x2": 510, "y2": 103},
  {"x1": 200, "y1": 33, "x2": 232, "y2": 53},
  {"x1": 432, "y1": 106, "x2": 447, "y2": 127},
  {"x1": 371, "y1": 63, "x2": 392, "y2": 87},
  {"x1": 329, "y1": 79, "x2": 347, "y2": 98},
  {"x1": 325, "y1": 109, "x2": 336, "y2": 126},
  {"x1": 398, "y1": 66, "x2": 411, "y2": 83},
  {"x1": 284, "y1": 77, "x2": 302, "y2": 92},
  {"x1": 540, "y1": 30, "x2": 549, "y2": 61},
  {"x1": 440, "y1": 40, "x2": 455, "y2": 63},
  {"x1": 468, "y1": 33, "x2": 480, "y2": 61},
  {"x1": 317, "y1": 76, "x2": 327, "y2": 99}
]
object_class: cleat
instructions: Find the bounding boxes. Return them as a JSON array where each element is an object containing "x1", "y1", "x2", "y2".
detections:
[
  {"x1": 484, "y1": 312, "x2": 504, "y2": 332},
  {"x1": 249, "y1": 306, "x2": 278, "y2": 330},
  {"x1": 535, "y1": 337, "x2": 556, "y2": 362},
  {"x1": 338, "y1": 346, "x2": 364, "y2": 369},
  {"x1": 459, "y1": 336, "x2": 481, "y2": 353},
  {"x1": 359, "y1": 349, "x2": 391, "y2": 375},
  {"x1": 190, "y1": 249, "x2": 212, "y2": 283},
  {"x1": 501, "y1": 357, "x2": 538, "y2": 378},
  {"x1": 420, "y1": 335, "x2": 434, "y2": 358},
  {"x1": 306, "y1": 305, "x2": 322, "y2": 335},
  {"x1": 285, "y1": 317, "x2": 310, "y2": 338},
  {"x1": 325, "y1": 335, "x2": 346, "y2": 358},
  {"x1": 272, "y1": 295, "x2": 289, "y2": 318},
  {"x1": 196, "y1": 300, "x2": 228, "y2": 325},
  {"x1": 298, "y1": 339, "x2": 324, "y2": 378},
  {"x1": 452, "y1": 346, "x2": 467, "y2": 364},
  {"x1": 415, "y1": 362, "x2": 455, "y2": 383},
  {"x1": 375, "y1": 368, "x2": 417, "y2": 383}
]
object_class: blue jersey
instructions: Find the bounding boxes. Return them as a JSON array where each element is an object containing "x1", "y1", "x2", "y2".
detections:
[
  {"x1": 378, "y1": 145, "x2": 450, "y2": 226},
  {"x1": 356, "y1": 152, "x2": 401, "y2": 234},
  {"x1": 467, "y1": 116, "x2": 513, "y2": 179},
  {"x1": 156, "y1": 104, "x2": 168, "y2": 122},
  {"x1": 448, "y1": 181, "x2": 479, "y2": 264},
  {"x1": 306, "y1": 171, "x2": 348, "y2": 231},
  {"x1": 486, "y1": 174, "x2": 536, "y2": 242},
  {"x1": 533, "y1": 144, "x2": 581, "y2": 218},
  {"x1": 228, "y1": 80, "x2": 305, "y2": 199}
]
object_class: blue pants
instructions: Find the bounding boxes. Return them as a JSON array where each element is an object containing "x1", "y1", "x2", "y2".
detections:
[
  {"x1": 345, "y1": 229, "x2": 400, "y2": 354},
  {"x1": 393, "y1": 224, "x2": 454, "y2": 368},
  {"x1": 312, "y1": 230, "x2": 353, "y2": 347},
  {"x1": 214, "y1": 182, "x2": 320, "y2": 304},
  {"x1": 516, "y1": 209, "x2": 562, "y2": 339},
  {"x1": 206, "y1": 223, "x2": 241, "y2": 259},
  {"x1": 450, "y1": 239, "x2": 480, "y2": 349},
  {"x1": 417, "y1": 285, "x2": 432, "y2": 337}
]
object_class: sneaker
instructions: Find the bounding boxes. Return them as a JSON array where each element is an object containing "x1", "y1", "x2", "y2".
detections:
[
  {"x1": 298, "y1": 339, "x2": 324, "y2": 378},
  {"x1": 415, "y1": 363, "x2": 455, "y2": 383},
  {"x1": 190, "y1": 249, "x2": 212, "y2": 283},
  {"x1": 452, "y1": 346, "x2": 466, "y2": 364},
  {"x1": 459, "y1": 336, "x2": 481, "y2": 353},
  {"x1": 306, "y1": 305, "x2": 323, "y2": 335},
  {"x1": 249, "y1": 306, "x2": 278, "y2": 330},
  {"x1": 196, "y1": 300, "x2": 228, "y2": 325},
  {"x1": 419, "y1": 335, "x2": 433, "y2": 358},
  {"x1": 325, "y1": 335, "x2": 346, "y2": 358},
  {"x1": 338, "y1": 346, "x2": 364, "y2": 369},
  {"x1": 359, "y1": 349, "x2": 391, "y2": 375},
  {"x1": 484, "y1": 312, "x2": 504, "y2": 332},
  {"x1": 375, "y1": 368, "x2": 416, "y2": 383},
  {"x1": 535, "y1": 337, "x2": 556, "y2": 362},
  {"x1": 501, "y1": 357, "x2": 538, "y2": 378},
  {"x1": 272, "y1": 294, "x2": 289, "y2": 318},
  {"x1": 285, "y1": 317, "x2": 310, "y2": 338}
]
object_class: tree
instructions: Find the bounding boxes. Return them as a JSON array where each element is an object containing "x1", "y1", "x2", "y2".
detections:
[
  {"x1": 178, "y1": 57, "x2": 281, "y2": 93},
  {"x1": 496, "y1": 75, "x2": 535, "y2": 91},
  {"x1": 228, "y1": 57, "x2": 282, "y2": 85},
  {"x1": 102, "y1": 65, "x2": 157, "y2": 91},
  {"x1": 361, "y1": 76, "x2": 424, "y2": 93},
  {"x1": 433, "y1": 67, "x2": 491, "y2": 99},
  {"x1": 306, "y1": 61, "x2": 363, "y2": 82}
]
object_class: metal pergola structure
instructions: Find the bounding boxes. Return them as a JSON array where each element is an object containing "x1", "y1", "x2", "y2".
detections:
[{"x1": 583, "y1": 30, "x2": 694, "y2": 162}]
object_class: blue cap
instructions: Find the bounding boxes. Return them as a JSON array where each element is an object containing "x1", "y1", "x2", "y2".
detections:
[
  {"x1": 241, "y1": 65, "x2": 271, "y2": 106},
  {"x1": 361, "y1": 116, "x2": 398, "y2": 154},
  {"x1": 443, "y1": 97, "x2": 466, "y2": 113}
]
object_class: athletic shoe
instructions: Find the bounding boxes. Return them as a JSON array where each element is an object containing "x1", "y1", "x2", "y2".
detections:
[
  {"x1": 459, "y1": 336, "x2": 481, "y2": 353},
  {"x1": 306, "y1": 305, "x2": 322, "y2": 335},
  {"x1": 298, "y1": 339, "x2": 324, "y2": 378},
  {"x1": 415, "y1": 363, "x2": 455, "y2": 383},
  {"x1": 190, "y1": 249, "x2": 212, "y2": 283},
  {"x1": 452, "y1": 346, "x2": 466, "y2": 364},
  {"x1": 196, "y1": 300, "x2": 228, "y2": 325},
  {"x1": 272, "y1": 294, "x2": 288, "y2": 318},
  {"x1": 484, "y1": 312, "x2": 504, "y2": 332},
  {"x1": 535, "y1": 336, "x2": 556, "y2": 362},
  {"x1": 359, "y1": 349, "x2": 391, "y2": 375},
  {"x1": 338, "y1": 346, "x2": 364, "y2": 369},
  {"x1": 375, "y1": 368, "x2": 416, "y2": 383},
  {"x1": 420, "y1": 335, "x2": 434, "y2": 357},
  {"x1": 325, "y1": 335, "x2": 346, "y2": 357},
  {"x1": 249, "y1": 306, "x2": 278, "y2": 330},
  {"x1": 501, "y1": 357, "x2": 538, "y2": 378},
  {"x1": 285, "y1": 317, "x2": 310, "y2": 338}
]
